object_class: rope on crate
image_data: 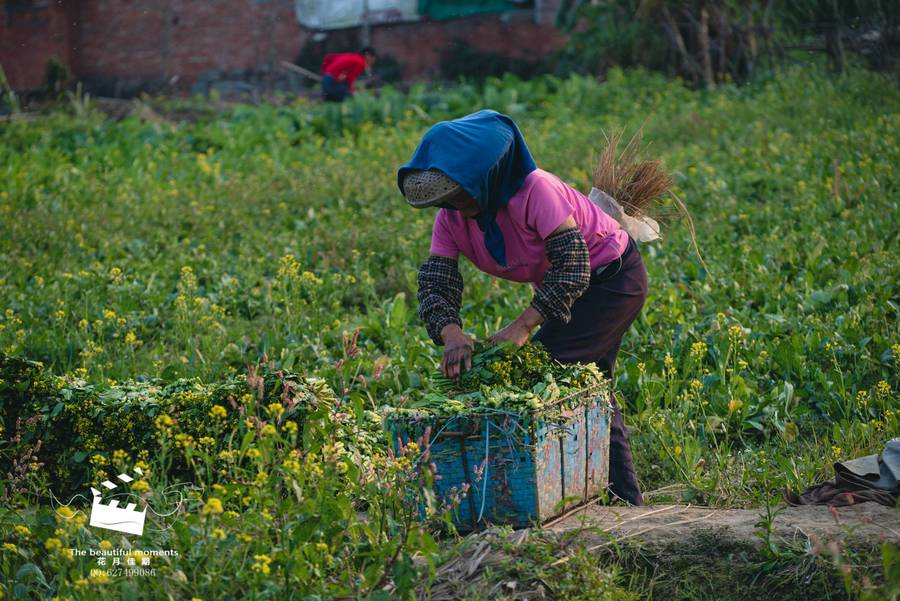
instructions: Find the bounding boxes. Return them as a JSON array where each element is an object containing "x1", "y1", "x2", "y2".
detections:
[{"x1": 477, "y1": 420, "x2": 489, "y2": 524}]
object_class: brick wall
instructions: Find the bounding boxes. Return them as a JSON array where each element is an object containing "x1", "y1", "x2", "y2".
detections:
[
  {"x1": 2, "y1": 0, "x2": 307, "y2": 93},
  {"x1": 1, "y1": 0, "x2": 76, "y2": 91},
  {"x1": 372, "y1": 5, "x2": 565, "y2": 80},
  {"x1": 1, "y1": 0, "x2": 565, "y2": 93},
  {"x1": 75, "y1": 0, "x2": 306, "y2": 90}
]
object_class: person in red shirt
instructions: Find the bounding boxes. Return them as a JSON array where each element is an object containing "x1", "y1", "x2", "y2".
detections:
[{"x1": 320, "y1": 47, "x2": 377, "y2": 102}]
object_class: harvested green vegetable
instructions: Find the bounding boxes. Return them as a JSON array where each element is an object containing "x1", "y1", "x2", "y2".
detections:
[{"x1": 384, "y1": 341, "x2": 609, "y2": 419}]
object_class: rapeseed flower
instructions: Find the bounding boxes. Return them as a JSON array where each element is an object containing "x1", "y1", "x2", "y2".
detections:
[{"x1": 202, "y1": 498, "x2": 224, "y2": 515}]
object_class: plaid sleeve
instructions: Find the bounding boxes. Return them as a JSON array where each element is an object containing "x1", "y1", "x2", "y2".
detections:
[
  {"x1": 417, "y1": 255, "x2": 464, "y2": 345},
  {"x1": 530, "y1": 228, "x2": 591, "y2": 324}
]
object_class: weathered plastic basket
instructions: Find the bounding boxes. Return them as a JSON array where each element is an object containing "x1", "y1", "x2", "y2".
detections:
[{"x1": 387, "y1": 388, "x2": 611, "y2": 531}]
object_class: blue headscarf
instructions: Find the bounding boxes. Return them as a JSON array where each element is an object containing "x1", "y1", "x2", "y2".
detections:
[{"x1": 397, "y1": 109, "x2": 537, "y2": 267}]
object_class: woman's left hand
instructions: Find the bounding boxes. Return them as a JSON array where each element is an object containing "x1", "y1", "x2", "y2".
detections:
[{"x1": 489, "y1": 321, "x2": 532, "y2": 347}]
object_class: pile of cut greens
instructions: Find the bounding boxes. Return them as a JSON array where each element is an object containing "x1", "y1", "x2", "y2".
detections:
[{"x1": 383, "y1": 342, "x2": 609, "y2": 419}]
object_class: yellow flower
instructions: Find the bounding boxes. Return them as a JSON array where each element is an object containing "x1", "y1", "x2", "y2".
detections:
[
  {"x1": 202, "y1": 498, "x2": 224, "y2": 515},
  {"x1": 245, "y1": 448, "x2": 261, "y2": 459},
  {"x1": 3, "y1": 543, "x2": 17, "y2": 553},
  {"x1": 78, "y1": 319, "x2": 88, "y2": 330},
  {"x1": 132, "y1": 480, "x2": 150, "y2": 493},
  {"x1": 211, "y1": 528, "x2": 226, "y2": 541},
  {"x1": 57, "y1": 506, "x2": 75, "y2": 519},
  {"x1": 261, "y1": 424, "x2": 277, "y2": 437},
  {"x1": 99, "y1": 540, "x2": 113, "y2": 550},
  {"x1": 44, "y1": 538, "x2": 63, "y2": 552},
  {"x1": 689, "y1": 341, "x2": 708, "y2": 360},
  {"x1": 155, "y1": 414, "x2": 175, "y2": 430},
  {"x1": 252, "y1": 554, "x2": 272, "y2": 575},
  {"x1": 728, "y1": 399, "x2": 743, "y2": 414},
  {"x1": 673, "y1": 446, "x2": 683, "y2": 457},
  {"x1": 875, "y1": 380, "x2": 892, "y2": 398},
  {"x1": 267, "y1": 403, "x2": 284, "y2": 418},
  {"x1": 14, "y1": 525, "x2": 30, "y2": 538},
  {"x1": 209, "y1": 405, "x2": 228, "y2": 419},
  {"x1": 301, "y1": 271, "x2": 323, "y2": 285},
  {"x1": 103, "y1": 309, "x2": 117, "y2": 320},
  {"x1": 277, "y1": 255, "x2": 300, "y2": 279}
]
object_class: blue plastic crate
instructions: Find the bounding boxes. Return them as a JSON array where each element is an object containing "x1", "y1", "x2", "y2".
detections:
[{"x1": 386, "y1": 393, "x2": 610, "y2": 531}]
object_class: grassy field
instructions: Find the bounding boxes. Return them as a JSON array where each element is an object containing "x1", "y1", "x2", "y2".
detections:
[{"x1": 1, "y1": 64, "x2": 898, "y2": 599}]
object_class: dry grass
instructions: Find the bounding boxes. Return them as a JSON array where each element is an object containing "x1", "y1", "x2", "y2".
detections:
[
  {"x1": 593, "y1": 128, "x2": 708, "y2": 273},
  {"x1": 592, "y1": 129, "x2": 674, "y2": 220}
]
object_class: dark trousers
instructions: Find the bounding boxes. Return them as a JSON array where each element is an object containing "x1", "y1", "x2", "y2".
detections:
[
  {"x1": 532, "y1": 237, "x2": 647, "y2": 505},
  {"x1": 321, "y1": 74, "x2": 350, "y2": 102}
]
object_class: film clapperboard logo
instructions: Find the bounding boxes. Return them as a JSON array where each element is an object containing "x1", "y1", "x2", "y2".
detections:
[{"x1": 89, "y1": 466, "x2": 147, "y2": 536}]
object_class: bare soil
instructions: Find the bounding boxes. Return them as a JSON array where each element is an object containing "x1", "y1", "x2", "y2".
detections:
[
  {"x1": 547, "y1": 502, "x2": 900, "y2": 548},
  {"x1": 424, "y1": 503, "x2": 899, "y2": 600}
]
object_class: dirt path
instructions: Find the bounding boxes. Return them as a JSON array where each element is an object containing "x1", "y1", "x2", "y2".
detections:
[
  {"x1": 546, "y1": 502, "x2": 900, "y2": 548},
  {"x1": 424, "y1": 503, "x2": 899, "y2": 600}
]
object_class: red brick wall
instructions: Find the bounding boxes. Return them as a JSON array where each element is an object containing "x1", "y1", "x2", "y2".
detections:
[
  {"x1": 373, "y1": 5, "x2": 565, "y2": 80},
  {"x1": 75, "y1": 0, "x2": 306, "y2": 86},
  {"x1": 0, "y1": 0, "x2": 76, "y2": 91},
  {"x1": 1, "y1": 0, "x2": 565, "y2": 93}
]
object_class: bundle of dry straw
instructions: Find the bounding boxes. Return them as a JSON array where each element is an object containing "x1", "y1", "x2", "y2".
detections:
[{"x1": 593, "y1": 129, "x2": 706, "y2": 269}]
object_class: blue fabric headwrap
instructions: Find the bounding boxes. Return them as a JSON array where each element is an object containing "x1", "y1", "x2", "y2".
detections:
[{"x1": 397, "y1": 109, "x2": 537, "y2": 267}]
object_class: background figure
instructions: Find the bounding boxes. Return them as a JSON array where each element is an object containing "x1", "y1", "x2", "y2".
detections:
[{"x1": 320, "y1": 47, "x2": 377, "y2": 102}]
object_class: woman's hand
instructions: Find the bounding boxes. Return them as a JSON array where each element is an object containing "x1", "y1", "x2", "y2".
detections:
[
  {"x1": 440, "y1": 324, "x2": 474, "y2": 379},
  {"x1": 488, "y1": 321, "x2": 531, "y2": 347},
  {"x1": 489, "y1": 306, "x2": 544, "y2": 347}
]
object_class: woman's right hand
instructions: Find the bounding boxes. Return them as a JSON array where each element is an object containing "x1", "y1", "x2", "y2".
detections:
[{"x1": 440, "y1": 324, "x2": 474, "y2": 379}]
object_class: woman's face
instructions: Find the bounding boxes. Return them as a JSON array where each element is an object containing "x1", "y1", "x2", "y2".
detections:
[{"x1": 445, "y1": 189, "x2": 480, "y2": 218}]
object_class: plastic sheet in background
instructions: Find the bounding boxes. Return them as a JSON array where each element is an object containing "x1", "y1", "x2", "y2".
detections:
[{"x1": 295, "y1": 0, "x2": 418, "y2": 30}]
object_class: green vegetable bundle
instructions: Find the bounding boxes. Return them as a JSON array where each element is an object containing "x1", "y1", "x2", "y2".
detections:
[{"x1": 384, "y1": 342, "x2": 609, "y2": 419}]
